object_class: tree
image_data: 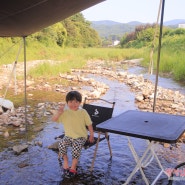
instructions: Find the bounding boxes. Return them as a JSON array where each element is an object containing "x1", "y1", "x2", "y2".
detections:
[{"x1": 62, "y1": 13, "x2": 101, "y2": 47}]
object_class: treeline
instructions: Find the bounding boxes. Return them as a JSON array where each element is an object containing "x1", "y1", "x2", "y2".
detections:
[
  {"x1": 120, "y1": 23, "x2": 185, "y2": 51},
  {"x1": 26, "y1": 13, "x2": 101, "y2": 48},
  {"x1": 2, "y1": 13, "x2": 185, "y2": 50}
]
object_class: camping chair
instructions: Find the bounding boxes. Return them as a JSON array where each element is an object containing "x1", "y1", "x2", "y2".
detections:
[
  {"x1": 55, "y1": 97, "x2": 115, "y2": 171},
  {"x1": 83, "y1": 97, "x2": 115, "y2": 171}
]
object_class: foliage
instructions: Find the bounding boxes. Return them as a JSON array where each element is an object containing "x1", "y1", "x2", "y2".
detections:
[
  {"x1": 120, "y1": 23, "x2": 157, "y2": 48},
  {"x1": 61, "y1": 13, "x2": 101, "y2": 48},
  {"x1": 22, "y1": 13, "x2": 101, "y2": 48},
  {"x1": 0, "y1": 17, "x2": 185, "y2": 84},
  {"x1": 168, "y1": 28, "x2": 185, "y2": 36},
  {"x1": 30, "y1": 23, "x2": 67, "y2": 47}
]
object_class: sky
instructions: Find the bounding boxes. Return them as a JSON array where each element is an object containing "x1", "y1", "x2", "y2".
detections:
[{"x1": 82, "y1": 0, "x2": 185, "y2": 23}]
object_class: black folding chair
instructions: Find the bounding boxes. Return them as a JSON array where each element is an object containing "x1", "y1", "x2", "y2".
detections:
[
  {"x1": 55, "y1": 97, "x2": 115, "y2": 171},
  {"x1": 82, "y1": 98, "x2": 115, "y2": 171}
]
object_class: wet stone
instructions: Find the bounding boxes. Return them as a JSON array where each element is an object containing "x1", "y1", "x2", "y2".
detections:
[
  {"x1": 18, "y1": 162, "x2": 29, "y2": 168},
  {"x1": 13, "y1": 144, "x2": 28, "y2": 155}
]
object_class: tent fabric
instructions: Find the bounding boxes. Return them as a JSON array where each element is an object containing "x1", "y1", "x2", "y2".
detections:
[{"x1": 0, "y1": 0, "x2": 104, "y2": 37}]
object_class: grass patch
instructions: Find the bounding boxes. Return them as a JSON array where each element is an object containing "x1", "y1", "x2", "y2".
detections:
[{"x1": 0, "y1": 37, "x2": 185, "y2": 82}]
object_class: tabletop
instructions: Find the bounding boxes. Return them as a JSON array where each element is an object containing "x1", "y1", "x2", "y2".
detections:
[{"x1": 96, "y1": 110, "x2": 185, "y2": 143}]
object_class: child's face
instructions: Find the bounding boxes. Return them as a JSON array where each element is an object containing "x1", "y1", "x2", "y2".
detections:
[{"x1": 67, "y1": 99, "x2": 81, "y2": 111}]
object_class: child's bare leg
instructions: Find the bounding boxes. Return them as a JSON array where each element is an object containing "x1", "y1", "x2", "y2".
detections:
[
  {"x1": 62, "y1": 154, "x2": 69, "y2": 169},
  {"x1": 71, "y1": 158, "x2": 78, "y2": 171}
]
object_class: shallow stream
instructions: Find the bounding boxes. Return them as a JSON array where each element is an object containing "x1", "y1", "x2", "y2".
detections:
[{"x1": 0, "y1": 68, "x2": 185, "y2": 185}]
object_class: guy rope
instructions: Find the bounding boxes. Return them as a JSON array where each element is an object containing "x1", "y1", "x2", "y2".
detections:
[{"x1": 3, "y1": 41, "x2": 23, "y2": 98}]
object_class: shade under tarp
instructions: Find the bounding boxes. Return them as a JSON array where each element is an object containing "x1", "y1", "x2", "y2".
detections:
[{"x1": 0, "y1": 0, "x2": 104, "y2": 37}]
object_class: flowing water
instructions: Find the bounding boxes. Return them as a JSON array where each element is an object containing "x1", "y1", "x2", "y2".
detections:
[
  {"x1": 128, "y1": 66, "x2": 185, "y2": 95},
  {"x1": 0, "y1": 68, "x2": 185, "y2": 185}
]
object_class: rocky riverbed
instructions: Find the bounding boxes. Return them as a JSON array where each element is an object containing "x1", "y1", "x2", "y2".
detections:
[
  {"x1": 1, "y1": 59, "x2": 184, "y2": 150},
  {"x1": 0, "y1": 59, "x2": 185, "y2": 185}
]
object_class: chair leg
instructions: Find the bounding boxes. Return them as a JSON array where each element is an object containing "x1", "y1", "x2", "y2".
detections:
[
  {"x1": 105, "y1": 132, "x2": 112, "y2": 158},
  {"x1": 90, "y1": 132, "x2": 101, "y2": 171}
]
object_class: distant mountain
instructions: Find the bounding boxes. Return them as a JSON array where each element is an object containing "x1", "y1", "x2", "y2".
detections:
[
  {"x1": 164, "y1": 19, "x2": 185, "y2": 26},
  {"x1": 91, "y1": 20, "x2": 142, "y2": 38},
  {"x1": 126, "y1": 21, "x2": 143, "y2": 25},
  {"x1": 92, "y1": 20, "x2": 122, "y2": 26},
  {"x1": 90, "y1": 19, "x2": 185, "y2": 38}
]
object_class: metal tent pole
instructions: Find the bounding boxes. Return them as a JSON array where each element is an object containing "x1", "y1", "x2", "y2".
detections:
[
  {"x1": 152, "y1": 0, "x2": 165, "y2": 112},
  {"x1": 23, "y1": 37, "x2": 28, "y2": 137}
]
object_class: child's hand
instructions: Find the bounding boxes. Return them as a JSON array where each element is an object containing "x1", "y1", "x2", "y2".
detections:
[
  {"x1": 58, "y1": 104, "x2": 65, "y2": 114},
  {"x1": 51, "y1": 104, "x2": 65, "y2": 122},
  {"x1": 89, "y1": 135, "x2": 94, "y2": 143}
]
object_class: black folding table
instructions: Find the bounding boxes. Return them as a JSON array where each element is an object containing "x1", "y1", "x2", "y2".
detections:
[{"x1": 96, "y1": 110, "x2": 185, "y2": 185}]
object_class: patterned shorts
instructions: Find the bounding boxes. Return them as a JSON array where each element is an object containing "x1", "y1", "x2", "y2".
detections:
[{"x1": 58, "y1": 136, "x2": 87, "y2": 159}]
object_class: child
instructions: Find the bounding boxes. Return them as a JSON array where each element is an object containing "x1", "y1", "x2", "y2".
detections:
[{"x1": 52, "y1": 90, "x2": 94, "y2": 178}]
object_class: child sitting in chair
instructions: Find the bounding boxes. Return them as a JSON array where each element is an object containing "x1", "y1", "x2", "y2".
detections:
[{"x1": 52, "y1": 90, "x2": 94, "y2": 178}]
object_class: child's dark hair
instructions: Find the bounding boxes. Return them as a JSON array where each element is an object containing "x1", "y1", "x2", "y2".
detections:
[{"x1": 66, "y1": 91, "x2": 82, "y2": 103}]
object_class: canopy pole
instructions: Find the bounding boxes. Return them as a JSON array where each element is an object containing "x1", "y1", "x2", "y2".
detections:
[
  {"x1": 148, "y1": 0, "x2": 162, "y2": 75},
  {"x1": 152, "y1": 0, "x2": 165, "y2": 112},
  {"x1": 23, "y1": 37, "x2": 28, "y2": 135}
]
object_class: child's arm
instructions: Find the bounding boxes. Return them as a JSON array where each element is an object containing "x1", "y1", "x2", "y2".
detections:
[
  {"x1": 51, "y1": 105, "x2": 64, "y2": 122},
  {"x1": 87, "y1": 124, "x2": 94, "y2": 143}
]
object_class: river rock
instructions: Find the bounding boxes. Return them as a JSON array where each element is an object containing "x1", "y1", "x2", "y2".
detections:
[
  {"x1": 135, "y1": 94, "x2": 144, "y2": 102},
  {"x1": 34, "y1": 141, "x2": 43, "y2": 147},
  {"x1": 163, "y1": 143, "x2": 170, "y2": 148},
  {"x1": 3, "y1": 131, "x2": 9, "y2": 138},
  {"x1": 33, "y1": 125, "x2": 44, "y2": 132},
  {"x1": 0, "y1": 106, "x2": 3, "y2": 114},
  {"x1": 12, "y1": 121, "x2": 21, "y2": 127},
  {"x1": 48, "y1": 141, "x2": 59, "y2": 151},
  {"x1": 18, "y1": 162, "x2": 29, "y2": 168},
  {"x1": 13, "y1": 144, "x2": 28, "y2": 155},
  {"x1": 20, "y1": 127, "x2": 26, "y2": 132}
]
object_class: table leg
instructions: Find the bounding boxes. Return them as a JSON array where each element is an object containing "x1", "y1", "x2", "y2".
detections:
[
  {"x1": 124, "y1": 139, "x2": 153, "y2": 185},
  {"x1": 149, "y1": 142, "x2": 169, "y2": 185},
  {"x1": 127, "y1": 137, "x2": 154, "y2": 168},
  {"x1": 125, "y1": 138, "x2": 169, "y2": 185},
  {"x1": 142, "y1": 140, "x2": 155, "y2": 168}
]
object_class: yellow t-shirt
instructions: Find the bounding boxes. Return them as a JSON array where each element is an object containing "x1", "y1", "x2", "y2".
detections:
[{"x1": 58, "y1": 108, "x2": 92, "y2": 139}]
